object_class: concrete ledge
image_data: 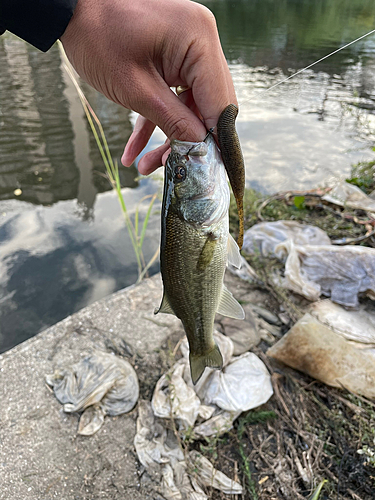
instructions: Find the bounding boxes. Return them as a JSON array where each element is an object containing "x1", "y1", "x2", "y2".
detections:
[{"x1": 0, "y1": 274, "x2": 182, "y2": 500}]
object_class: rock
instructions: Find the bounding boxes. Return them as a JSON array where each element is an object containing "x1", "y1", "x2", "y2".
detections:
[{"x1": 216, "y1": 304, "x2": 260, "y2": 355}]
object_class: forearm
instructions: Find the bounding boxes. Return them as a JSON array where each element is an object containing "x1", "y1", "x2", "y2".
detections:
[{"x1": 0, "y1": 0, "x2": 78, "y2": 51}]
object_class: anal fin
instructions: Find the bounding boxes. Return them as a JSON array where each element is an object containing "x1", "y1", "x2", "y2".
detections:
[
  {"x1": 217, "y1": 285, "x2": 245, "y2": 319},
  {"x1": 189, "y1": 344, "x2": 223, "y2": 385}
]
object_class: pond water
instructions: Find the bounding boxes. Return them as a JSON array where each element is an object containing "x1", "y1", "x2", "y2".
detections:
[{"x1": 1, "y1": 0, "x2": 375, "y2": 352}]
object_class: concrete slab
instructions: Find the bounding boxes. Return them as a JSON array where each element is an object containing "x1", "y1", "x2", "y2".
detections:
[
  {"x1": 0, "y1": 274, "x2": 182, "y2": 500},
  {"x1": 0, "y1": 271, "x2": 268, "y2": 500}
]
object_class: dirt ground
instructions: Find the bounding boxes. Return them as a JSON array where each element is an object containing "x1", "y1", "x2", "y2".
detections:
[{"x1": 196, "y1": 355, "x2": 375, "y2": 500}]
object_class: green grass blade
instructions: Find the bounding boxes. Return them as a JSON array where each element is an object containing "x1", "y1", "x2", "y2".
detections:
[
  {"x1": 137, "y1": 246, "x2": 160, "y2": 284},
  {"x1": 139, "y1": 193, "x2": 158, "y2": 250},
  {"x1": 135, "y1": 207, "x2": 139, "y2": 240},
  {"x1": 308, "y1": 480, "x2": 327, "y2": 500}
]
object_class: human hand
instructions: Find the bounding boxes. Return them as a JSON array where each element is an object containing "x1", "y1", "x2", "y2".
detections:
[{"x1": 60, "y1": 0, "x2": 237, "y2": 174}]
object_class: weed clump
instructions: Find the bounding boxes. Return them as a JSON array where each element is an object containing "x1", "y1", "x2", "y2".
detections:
[{"x1": 346, "y1": 160, "x2": 375, "y2": 195}]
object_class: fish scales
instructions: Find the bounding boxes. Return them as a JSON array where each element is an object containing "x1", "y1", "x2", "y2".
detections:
[
  {"x1": 156, "y1": 134, "x2": 244, "y2": 384},
  {"x1": 163, "y1": 211, "x2": 227, "y2": 355}
]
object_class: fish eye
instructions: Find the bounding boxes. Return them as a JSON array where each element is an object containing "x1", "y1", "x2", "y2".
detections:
[{"x1": 174, "y1": 165, "x2": 186, "y2": 182}]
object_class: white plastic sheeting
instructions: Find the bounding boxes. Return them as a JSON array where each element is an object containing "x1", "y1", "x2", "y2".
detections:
[
  {"x1": 322, "y1": 180, "x2": 375, "y2": 213},
  {"x1": 243, "y1": 220, "x2": 331, "y2": 259},
  {"x1": 309, "y1": 299, "x2": 375, "y2": 344},
  {"x1": 242, "y1": 221, "x2": 375, "y2": 308},
  {"x1": 134, "y1": 400, "x2": 243, "y2": 499},
  {"x1": 278, "y1": 240, "x2": 375, "y2": 307},
  {"x1": 46, "y1": 351, "x2": 139, "y2": 435},
  {"x1": 135, "y1": 331, "x2": 273, "y2": 498},
  {"x1": 152, "y1": 332, "x2": 273, "y2": 435}
]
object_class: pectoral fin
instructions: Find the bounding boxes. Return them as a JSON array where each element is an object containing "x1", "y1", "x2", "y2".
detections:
[
  {"x1": 197, "y1": 233, "x2": 218, "y2": 272},
  {"x1": 189, "y1": 344, "x2": 223, "y2": 385},
  {"x1": 227, "y1": 233, "x2": 242, "y2": 269},
  {"x1": 217, "y1": 285, "x2": 245, "y2": 319},
  {"x1": 154, "y1": 293, "x2": 175, "y2": 315}
]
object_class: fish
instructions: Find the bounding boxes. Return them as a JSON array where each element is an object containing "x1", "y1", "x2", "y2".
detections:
[{"x1": 155, "y1": 131, "x2": 245, "y2": 384}]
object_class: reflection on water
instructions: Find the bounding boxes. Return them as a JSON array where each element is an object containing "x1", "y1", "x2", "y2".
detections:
[
  {"x1": 0, "y1": 34, "x2": 153, "y2": 352},
  {"x1": 209, "y1": 0, "x2": 375, "y2": 73},
  {"x1": 0, "y1": 189, "x2": 160, "y2": 352},
  {"x1": 1, "y1": 0, "x2": 375, "y2": 351},
  {"x1": 0, "y1": 37, "x2": 78, "y2": 204},
  {"x1": 0, "y1": 37, "x2": 138, "y2": 206},
  {"x1": 205, "y1": 0, "x2": 375, "y2": 192}
]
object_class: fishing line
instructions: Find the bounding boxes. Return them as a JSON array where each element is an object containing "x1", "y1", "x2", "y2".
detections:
[{"x1": 239, "y1": 28, "x2": 375, "y2": 105}]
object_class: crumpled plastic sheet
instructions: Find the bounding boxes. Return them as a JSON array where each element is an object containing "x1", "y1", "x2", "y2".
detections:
[
  {"x1": 228, "y1": 255, "x2": 260, "y2": 283},
  {"x1": 151, "y1": 362, "x2": 215, "y2": 431},
  {"x1": 134, "y1": 400, "x2": 184, "y2": 470},
  {"x1": 268, "y1": 313, "x2": 375, "y2": 400},
  {"x1": 188, "y1": 450, "x2": 242, "y2": 495},
  {"x1": 201, "y1": 352, "x2": 273, "y2": 412},
  {"x1": 161, "y1": 462, "x2": 207, "y2": 500},
  {"x1": 151, "y1": 332, "x2": 273, "y2": 436},
  {"x1": 46, "y1": 351, "x2": 139, "y2": 435},
  {"x1": 134, "y1": 400, "x2": 243, "y2": 499},
  {"x1": 134, "y1": 331, "x2": 272, "y2": 498},
  {"x1": 242, "y1": 221, "x2": 375, "y2": 307},
  {"x1": 322, "y1": 180, "x2": 375, "y2": 214},
  {"x1": 309, "y1": 299, "x2": 375, "y2": 344},
  {"x1": 277, "y1": 239, "x2": 375, "y2": 307},
  {"x1": 242, "y1": 220, "x2": 331, "y2": 260}
]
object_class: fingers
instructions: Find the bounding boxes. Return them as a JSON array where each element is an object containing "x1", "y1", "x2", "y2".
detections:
[
  {"x1": 191, "y1": 55, "x2": 237, "y2": 133},
  {"x1": 181, "y1": 7, "x2": 237, "y2": 132},
  {"x1": 122, "y1": 87, "x2": 203, "y2": 171},
  {"x1": 130, "y1": 71, "x2": 207, "y2": 144},
  {"x1": 137, "y1": 141, "x2": 170, "y2": 175},
  {"x1": 121, "y1": 115, "x2": 156, "y2": 167}
]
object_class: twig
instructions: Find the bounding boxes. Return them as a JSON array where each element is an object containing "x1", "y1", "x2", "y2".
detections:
[
  {"x1": 172, "y1": 338, "x2": 183, "y2": 358},
  {"x1": 331, "y1": 228, "x2": 375, "y2": 245},
  {"x1": 286, "y1": 437, "x2": 310, "y2": 486},
  {"x1": 271, "y1": 373, "x2": 291, "y2": 417}
]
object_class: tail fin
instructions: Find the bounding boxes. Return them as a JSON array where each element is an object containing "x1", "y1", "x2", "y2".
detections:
[{"x1": 189, "y1": 344, "x2": 223, "y2": 385}]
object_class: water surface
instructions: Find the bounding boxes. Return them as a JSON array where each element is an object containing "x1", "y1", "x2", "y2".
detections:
[{"x1": 1, "y1": 0, "x2": 375, "y2": 351}]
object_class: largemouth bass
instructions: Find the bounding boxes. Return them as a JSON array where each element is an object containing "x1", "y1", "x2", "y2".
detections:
[{"x1": 155, "y1": 133, "x2": 245, "y2": 384}]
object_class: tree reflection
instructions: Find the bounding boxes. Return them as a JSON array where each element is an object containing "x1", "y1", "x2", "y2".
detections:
[{"x1": 0, "y1": 36, "x2": 139, "y2": 210}]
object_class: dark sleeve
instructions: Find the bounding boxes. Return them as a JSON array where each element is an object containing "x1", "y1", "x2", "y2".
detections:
[{"x1": 0, "y1": 0, "x2": 78, "y2": 52}]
